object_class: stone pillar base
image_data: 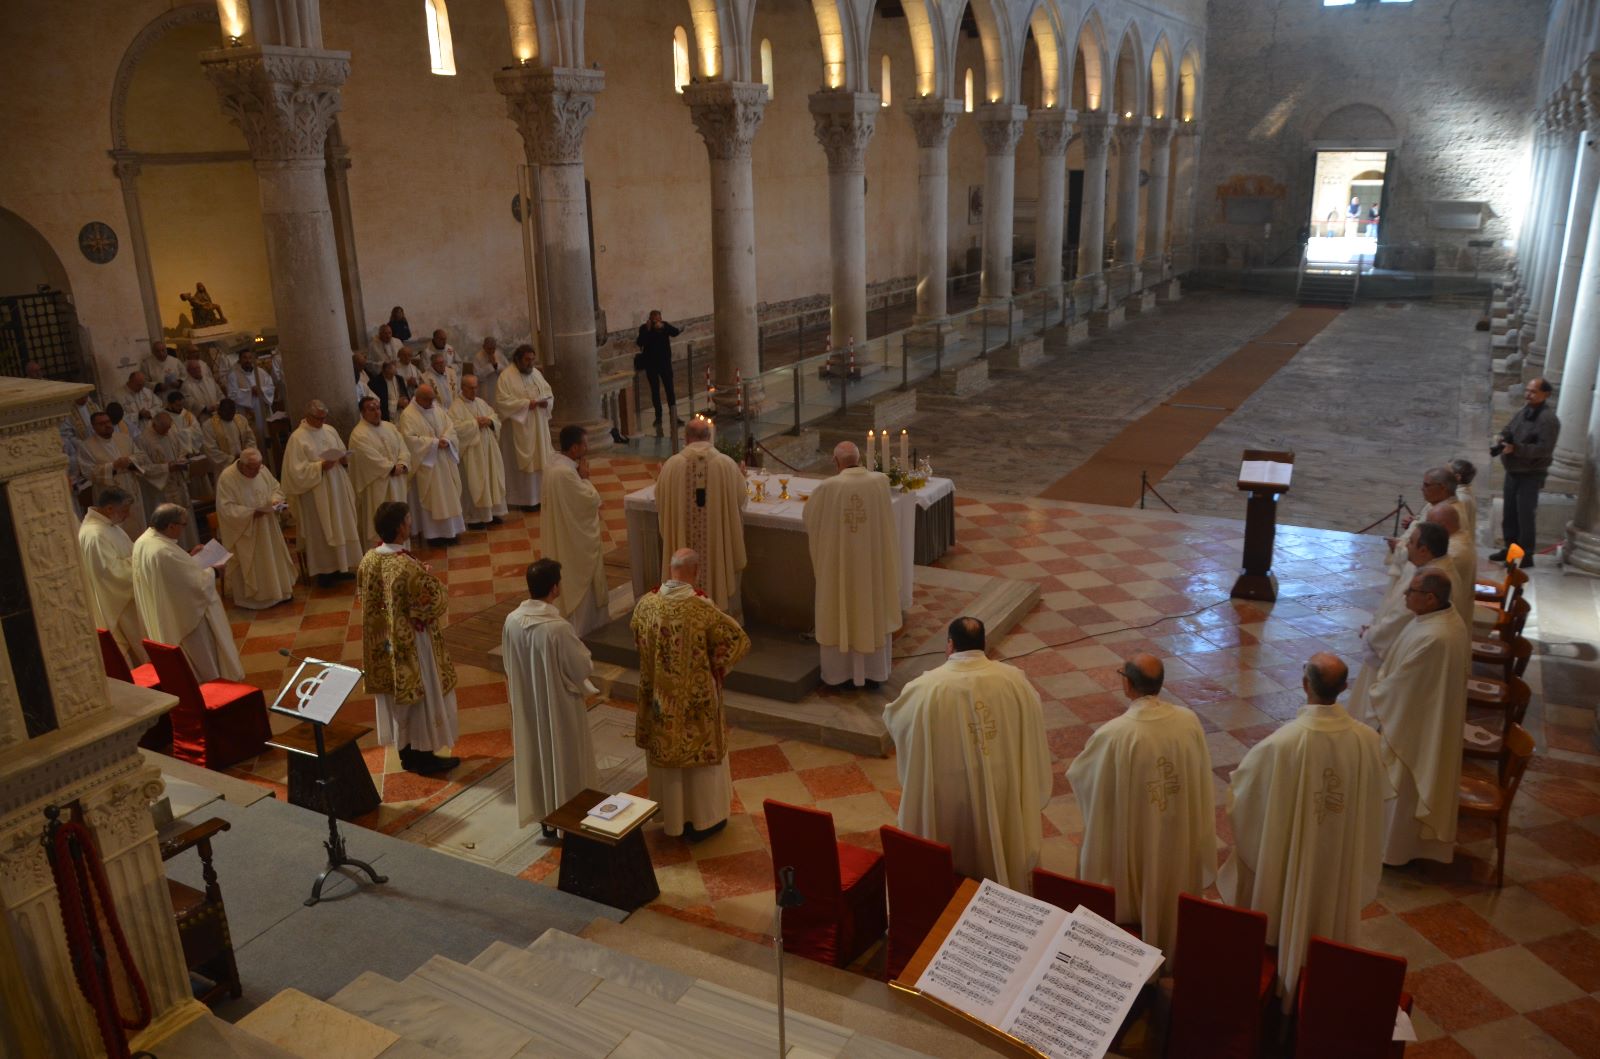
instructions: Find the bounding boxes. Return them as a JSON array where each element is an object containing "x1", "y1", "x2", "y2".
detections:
[
  {"x1": 922, "y1": 359, "x2": 990, "y2": 397},
  {"x1": 1125, "y1": 291, "x2": 1158, "y2": 316},
  {"x1": 1066, "y1": 319, "x2": 1092, "y2": 346},
  {"x1": 1564, "y1": 520, "x2": 1600, "y2": 576},
  {"x1": 1089, "y1": 306, "x2": 1126, "y2": 334},
  {"x1": 992, "y1": 336, "x2": 1046, "y2": 371},
  {"x1": 1155, "y1": 279, "x2": 1183, "y2": 303},
  {"x1": 905, "y1": 320, "x2": 960, "y2": 352}
]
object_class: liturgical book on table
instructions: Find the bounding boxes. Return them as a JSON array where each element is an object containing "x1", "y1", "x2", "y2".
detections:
[
  {"x1": 580, "y1": 795, "x2": 657, "y2": 837},
  {"x1": 909, "y1": 879, "x2": 1161, "y2": 1059}
]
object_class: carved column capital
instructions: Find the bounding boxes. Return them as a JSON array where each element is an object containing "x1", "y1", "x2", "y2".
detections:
[
  {"x1": 1032, "y1": 108, "x2": 1076, "y2": 157},
  {"x1": 904, "y1": 96, "x2": 963, "y2": 149},
  {"x1": 200, "y1": 45, "x2": 350, "y2": 163},
  {"x1": 1147, "y1": 118, "x2": 1176, "y2": 150},
  {"x1": 1078, "y1": 112, "x2": 1113, "y2": 161},
  {"x1": 683, "y1": 81, "x2": 769, "y2": 162},
  {"x1": 975, "y1": 102, "x2": 1028, "y2": 157},
  {"x1": 1114, "y1": 117, "x2": 1149, "y2": 154},
  {"x1": 493, "y1": 65, "x2": 605, "y2": 166},
  {"x1": 808, "y1": 90, "x2": 879, "y2": 173}
]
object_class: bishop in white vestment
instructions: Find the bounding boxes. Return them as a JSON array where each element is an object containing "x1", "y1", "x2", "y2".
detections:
[
  {"x1": 884, "y1": 617, "x2": 1052, "y2": 889},
  {"x1": 1349, "y1": 521, "x2": 1459, "y2": 721},
  {"x1": 131, "y1": 505, "x2": 245, "y2": 683},
  {"x1": 348, "y1": 398, "x2": 411, "y2": 545},
  {"x1": 1066, "y1": 654, "x2": 1217, "y2": 959},
  {"x1": 449, "y1": 374, "x2": 508, "y2": 527},
  {"x1": 78, "y1": 489, "x2": 149, "y2": 664},
  {"x1": 502, "y1": 558, "x2": 601, "y2": 832},
  {"x1": 656, "y1": 417, "x2": 746, "y2": 613},
  {"x1": 802, "y1": 442, "x2": 901, "y2": 688},
  {"x1": 215, "y1": 449, "x2": 297, "y2": 609},
  {"x1": 396, "y1": 384, "x2": 466, "y2": 543},
  {"x1": 135, "y1": 413, "x2": 199, "y2": 550},
  {"x1": 542, "y1": 426, "x2": 609, "y2": 636},
  {"x1": 495, "y1": 345, "x2": 554, "y2": 508},
  {"x1": 1219, "y1": 653, "x2": 1390, "y2": 1010},
  {"x1": 1367, "y1": 570, "x2": 1470, "y2": 865},
  {"x1": 77, "y1": 411, "x2": 148, "y2": 538},
  {"x1": 280, "y1": 402, "x2": 363, "y2": 581}
]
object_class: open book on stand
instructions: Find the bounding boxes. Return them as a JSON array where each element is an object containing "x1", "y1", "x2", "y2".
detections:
[{"x1": 896, "y1": 879, "x2": 1162, "y2": 1059}]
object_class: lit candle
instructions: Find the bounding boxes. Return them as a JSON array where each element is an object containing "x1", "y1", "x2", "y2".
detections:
[
  {"x1": 900, "y1": 429, "x2": 908, "y2": 468},
  {"x1": 881, "y1": 430, "x2": 890, "y2": 474},
  {"x1": 867, "y1": 430, "x2": 875, "y2": 464}
]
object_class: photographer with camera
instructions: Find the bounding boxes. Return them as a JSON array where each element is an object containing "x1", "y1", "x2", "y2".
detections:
[{"x1": 1491, "y1": 378, "x2": 1558, "y2": 568}]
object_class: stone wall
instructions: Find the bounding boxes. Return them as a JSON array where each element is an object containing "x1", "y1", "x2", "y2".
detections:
[{"x1": 1195, "y1": 0, "x2": 1543, "y2": 272}]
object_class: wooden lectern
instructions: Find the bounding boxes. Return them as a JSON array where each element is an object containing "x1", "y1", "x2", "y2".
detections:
[{"x1": 1231, "y1": 449, "x2": 1294, "y2": 602}]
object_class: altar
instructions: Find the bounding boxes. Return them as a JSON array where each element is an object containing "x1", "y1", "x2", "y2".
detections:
[{"x1": 624, "y1": 475, "x2": 955, "y2": 633}]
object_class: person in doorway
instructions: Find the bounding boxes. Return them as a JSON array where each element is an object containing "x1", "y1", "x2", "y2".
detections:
[
  {"x1": 635, "y1": 310, "x2": 681, "y2": 432},
  {"x1": 1491, "y1": 377, "x2": 1559, "y2": 568}
]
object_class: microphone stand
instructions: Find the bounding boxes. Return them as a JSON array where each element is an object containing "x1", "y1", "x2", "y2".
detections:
[{"x1": 773, "y1": 865, "x2": 805, "y2": 1057}]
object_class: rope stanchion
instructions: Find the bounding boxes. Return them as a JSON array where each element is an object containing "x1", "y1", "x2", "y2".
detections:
[
  {"x1": 1137, "y1": 470, "x2": 1180, "y2": 513},
  {"x1": 753, "y1": 439, "x2": 805, "y2": 474},
  {"x1": 1353, "y1": 499, "x2": 1416, "y2": 536}
]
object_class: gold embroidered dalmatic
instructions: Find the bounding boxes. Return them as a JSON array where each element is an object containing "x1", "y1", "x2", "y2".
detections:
[
  {"x1": 631, "y1": 586, "x2": 751, "y2": 768},
  {"x1": 358, "y1": 548, "x2": 457, "y2": 704}
]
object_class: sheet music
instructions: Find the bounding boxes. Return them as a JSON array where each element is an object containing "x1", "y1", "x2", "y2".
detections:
[
  {"x1": 915, "y1": 880, "x2": 1067, "y2": 1026},
  {"x1": 191, "y1": 538, "x2": 232, "y2": 570},
  {"x1": 1001, "y1": 906, "x2": 1164, "y2": 1059}
]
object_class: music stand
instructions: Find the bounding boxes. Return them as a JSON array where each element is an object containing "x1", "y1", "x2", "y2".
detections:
[{"x1": 270, "y1": 653, "x2": 388, "y2": 906}]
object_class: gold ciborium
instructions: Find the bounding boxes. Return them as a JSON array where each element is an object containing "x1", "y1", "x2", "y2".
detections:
[{"x1": 778, "y1": 476, "x2": 791, "y2": 501}]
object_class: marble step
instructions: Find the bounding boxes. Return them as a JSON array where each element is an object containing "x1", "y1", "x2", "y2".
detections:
[
  {"x1": 528, "y1": 927, "x2": 696, "y2": 1002},
  {"x1": 327, "y1": 970, "x2": 533, "y2": 1059},
  {"x1": 676, "y1": 978, "x2": 889, "y2": 1057},
  {"x1": 406, "y1": 953, "x2": 625, "y2": 1058},
  {"x1": 605, "y1": 1030, "x2": 709, "y2": 1059},
  {"x1": 147, "y1": 1012, "x2": 305, "y2": 1059},
  {"x1": 235, "y1": 987, "x2": 400, "y2": 1058},
  {"x1": 575, "y1": 978, "x2": 778, "y2": 1058},
  {"x1": 468, "y1": 939, "x2": 606, "y2": 1006}
]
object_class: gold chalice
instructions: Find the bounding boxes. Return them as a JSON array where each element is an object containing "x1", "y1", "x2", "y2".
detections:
[
  {"x1": 778, "y1": 477, "x2": 791, "y2": 501},
  {"x1": 752, "y1": 475, "x2": 768, "y2": 503}
]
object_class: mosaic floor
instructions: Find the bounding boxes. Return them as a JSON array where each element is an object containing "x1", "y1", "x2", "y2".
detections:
[{"x1": 207, "y1": 447, "x2": 1600, "y2": 1058}]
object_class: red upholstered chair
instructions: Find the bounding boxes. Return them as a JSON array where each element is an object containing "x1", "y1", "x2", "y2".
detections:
[
  {"x1": 1295, "y1": 936, "x2": 1410, "y2": 1059},
  {"x1": 1166, "y1": 894, "x2": 1276, "y2": 1059},
  {"x1": 1031, "y1": 866, "x2": 1141, "y2": 936},
  {"x1": 100, "y1": 629, "x2": 171, "y2": 750},
  {"x1": 764, "y1": 800, "x2": 887, "y2": 968},
  {"x1": 880, "y1": 826, "x2": 962, "y2": 981},
  {"x1": 143, "y1": 640, "x2": 271, "y2": 770}
]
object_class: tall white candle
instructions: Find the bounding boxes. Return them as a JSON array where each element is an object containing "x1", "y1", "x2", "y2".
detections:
[
  {"x1": 867, "y1": 429, "x2": 874, "y2": 465},
  {"x1": 900, "y1": 429, "x2": 909, "y2": 468},
  {"x1": 881, "y1": 430, "x2": 891, "y2": 473}
]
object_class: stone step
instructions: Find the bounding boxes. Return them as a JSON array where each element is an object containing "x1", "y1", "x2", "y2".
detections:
[
  {"x1": 989, "y1": 336, "x2": 1045, "y2": 371},
  {"x1": 327, "y1": 970, "x2": 533, "y2": 1059},
  {"x1": 916, "y1": 358, "x2": 989, "y2": 398},
  {"x1": 235, "y1": 988, "x2": 400, "y2": 1059},
  {"x1": 406, "y1": 953, "x2": 625, "y2": 1058},
  {"x1": 468, "y1": 938, "x2": 606, "y2": 1006},
  {"x1": 143, "y1": 1012, "x2": 304, "y2": 1059}
]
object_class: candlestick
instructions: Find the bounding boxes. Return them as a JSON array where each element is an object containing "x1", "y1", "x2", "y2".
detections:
[{"x1": 900, "y1": 429, "x2": 908, "y2": 468}]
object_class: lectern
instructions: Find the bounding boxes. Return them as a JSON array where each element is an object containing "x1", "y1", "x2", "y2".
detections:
[{"x1": 1232, "y1": 449, "x2": 1294, "y2": 602}]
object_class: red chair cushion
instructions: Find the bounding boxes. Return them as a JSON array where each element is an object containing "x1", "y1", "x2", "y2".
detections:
[
  {"x1": 144, "y1": 640, "x2": 268, "y2": 770},
  {"x1": 838, "y1": 841, "x2": 882, "y2": 890},
  {"x1": 200, "y1": 680, "x2": 265, "y2": 710},
  {"x1": 129, "y1": 663, "x2": 161, "y2": 689}
]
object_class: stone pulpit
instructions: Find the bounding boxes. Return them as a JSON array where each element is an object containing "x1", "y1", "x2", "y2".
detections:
[{"x1": 0, "y1": 378, "x2": 203, "y2": 1054}]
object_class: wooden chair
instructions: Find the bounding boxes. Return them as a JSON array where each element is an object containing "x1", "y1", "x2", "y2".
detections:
[
  {"x1": 1463, "y1": 676, "x2": 1531, "y2": 761},
  {"x1": 1459, "y1": 723, "x2": 1536, "y2": 888},
  {"x1": 98, "y1": 628, "x2": 170, "y2": 750},
  {"x1": 1474, "y1": 557, "x2": 1526, "y2": 606},
  {"x1": 158, "y1": 816, "x2": 241, "y2": 1005},
  {"x1": 1166, "y1": 894, "x2": 1276, "y2": 1059},
  {"x1": 144, "y1": 640, "x2": 271, "y2": 770},
  {"x1": 1295, "y1": 936, "x2": 1411, "y2": 1059},
  {"x1": 1031, "y1": 866, "x2": 1139, "y2": 936},
  {"x1": 1473, "y1": 570, "x2": 1528, "y2": 635},
  {"x1": 763, "y1": 800, "x2": 887, "y2": 969},
  {"x1": 1472, "y1": 632, "x2": 1531, "y2": 683},
  {"x1": 880, "y1": 826, "x2": 962, "y2": 982}
]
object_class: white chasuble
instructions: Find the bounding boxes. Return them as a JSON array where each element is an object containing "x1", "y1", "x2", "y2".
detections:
[
  {"x1": 501, "y1": 599, "x2": 601, "y2": 827},
  {"x1": 1065, "y1": 695, "x2": 1217, "y2": 960},
  {"x1": 215, "y1": 462, "x2": 297, "y2": 609},
  {"x1": 225, "y1": 367, "x2": 275, "y2": 441},
  {"x1": 1219, "y1": 704, "x2": 1390, "y2": 1010},
  {"x1": 494, "y1": 367, "x2": 554, "y2": 506},
  {"x1": 542, "y1": 453, "x2": 608, "y2": 636},
  {"x1": 1348, "y1": 554, "x2": 1458, "y2": 722},
  {"x1": 449, "y1": 396, "x2": 508, "y2": 523},
  {"x1": 131, "y1": 527, "x2": 244, "y2": 683},
  {"x1": 656, "y1": 441, "x2": 747, "y2": 612},
  {"x1": 78, "y1": 508, "x2": 149, "y2": 664},
  {"x1": 203, "y1": 415, "x2": 256, "y2": 469},
  {"x1": 1367, "y1": 608, "x2": 1469, "y2": 864},
  {"x1": 1456, "y1": 486, "x2": 1477, "y2": 536},
  {"x1": 802, "y1": 465, "x2": 902, "y2": 653},
  {"x1": 396, "y1": 402, "x2": 465, "y2": 538},
  {"x1": 280, "y1": 422, "x2": 363, "y2": 576},
  {"x1": 347, "y1": 419, "x2": 411, "y2": 546},
  {"x1": 135, "y1": 428, "x2": 198, "y2": 550},
  {"x1": 77, "y1": 431, "x2": 148, "y2": 537},
  {"x1": 183, "y1": 373, "x2": 224, "y2": 417},
  {"x1": 1446, "y1": 530, "x2": 1477, "y2": 630},
  {"x1": 884, "y1": 652, "x2": 1052, "y2": 889}
]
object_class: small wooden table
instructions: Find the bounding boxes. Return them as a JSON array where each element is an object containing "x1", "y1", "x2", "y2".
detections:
[
  {"x1": 267, "y1": 719, "x2": 380, "y2": 821},
  {"x1": 544, "y1": 788, "x2": 661, "y2": 912}
]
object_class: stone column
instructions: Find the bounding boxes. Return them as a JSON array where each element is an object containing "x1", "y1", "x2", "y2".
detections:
[
  {"x1": 1524, "y1": 101, "x2": 1575, "y2": 354},
  {"x1": 495, "y1": 65, "x2": 611, "y2": 448},
  {"x1": 1146, "y1": 120, "x2": 1176, "y2": 272},
  {"x1": 1516, "y1": 126, "x2": 1552, "y2": 308},
  {"x1": 685, "y1": 82, "x2": 768, "y2": 416},
  {"x1": 905, "y1": 98, "x2": 963, "y2": 323},
  {"x1": 201, "y1": 46, "x2": 356, "y2": 435},
  {"x1": 1530, "y1": 96, "x2": 1581, "y2": 371},
  {"x1": 110, "y1": 152, "x2": 163, "y2": 342},
  {"x1": 1170, "y1": 121, "x2": 1200, "y2": 261},
  {"x1": 809, "y1": 91, "x2": 878, "y2": 354},
  {"x1": 1113, "y1": 118, "x2": 1148, "y2": 268},
  {"x1": 1077, "y1": 113, "x2": 1113, "y2": 288},
  {"x1": 1543, "y1": 70, "x2": 1600, "y2": 382},
  {"x1": 1032, "y1": 109, "x2": 1075, "y2": 294},
  {"x1": 976, "y1": 103, "x2": 1028, "y2": 302},
  {"x1": 1546, "y1": 164, "x2": 1600, "y2": 491}
]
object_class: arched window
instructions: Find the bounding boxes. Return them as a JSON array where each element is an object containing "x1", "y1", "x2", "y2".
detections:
[
  {"x1": 760, "y1": 38, "x2": 775, "y2": 99},
  {"x1": 424, "y1": 0, "x2": 456, "y2": 76},
  {"x1": 673, "y1": 26, "x2": 691, "y2": 93},
  {"x1": 964, "y1": 68, "x2": 975, "y2": 113},
  {"x1": 880, "y1": 54, "x2": 892, "y2": 107}
]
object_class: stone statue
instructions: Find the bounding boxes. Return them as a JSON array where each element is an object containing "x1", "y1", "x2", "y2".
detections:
[{"x1": 180, "y1": 282, "x2": 227, "y2": 327}]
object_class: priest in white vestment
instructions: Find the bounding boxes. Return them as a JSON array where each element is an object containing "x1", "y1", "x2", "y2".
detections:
[
  {"x1": 472, "y1": 336, "x2": 504, "y2": 406},
  {"x1": 215, "y1": 448, "x2": 297, "y2": 610},
  {"x1": 135, "y1": 413, "x2": 199, "y2": 550},
  {"x1": 368, "y1": 322, "x2": 405, "y2": 365},
  {"x1": 423, "y1": 351, "x2": 458, "y2": 410},
  {"x1": 495, "y1": 344, "x2": 554, "y2": 509},
  {"x1": 78, "y1": 487, "x2": 149, "y2": 664},
  {"x1": 449, "y1": 373, "x2": 508, "y2": 528},
  {"x1": 1349, "y1": 522, "x2": 1459, "y2": 721},
  {"x1": 632, "y1": 549, "x2": 752, "y2": 839},
  {"x1": 78, "y1": 410, "x2": 149, "y2": 538},
  {"x1": 884, "y1": 617, "x2": 1052, "y2": 889},
  {"x1": 119, "y1": 372, "x2": 162, "y2": 434},
  {"x1": 396, "y1": 384, "x2": 466, "y2": 544},
  {"x1": 140, "y1": 340, "x2": 185, "y2": 393},
  {"x1": 1219, "y1": 653, "x2": 1390, "y2": 1011},
  {"x1": 656, "y1": 417, "x2": 746, "y2": 613},
  {"x1": 131, "y1": 504, "x2": 245, "y2": 683},
  {"x1": 1066, "y1": 654, "x2": 1217, "y2": 960},
  {"x1": 542, "y1": 426, "x2": 609, "y2": 636},
  {"x1": 181, "y1": 357, "x2": 223, "y2": 417},
  {"x1": 348, "y1": 397, "x2": 411, "y2": 545},
  {"x1": 1426, "y1": 502, "x2": 1477, "y2": 630},
  {"x1": 1451, "y1": 458, "x2": 1478, "y2": 536},
  {"x1": 802, "y1": 441, "x2": 901, "y2": 689},
  {"x1": 280, "y1": 401, "x2": 363, "y2": 584},
  {"x1": 203, "y1": 399, "x2": 257, "y2": 470},
  {"x1": 502, "y1": 557, "x2": 601, "y2": 835},
  {"x1": 1368, "y1": 569, "x2": 1470, "y2": 865},
  {"x1": 225, "y1": 350, "x2": 277, "y2": 444},
  {"x1": 396, "y1": 347, "x2": 422, "y2": 390},
  {"x1": 60, "y1": 393, "x2": 100, "y2": 449}
]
